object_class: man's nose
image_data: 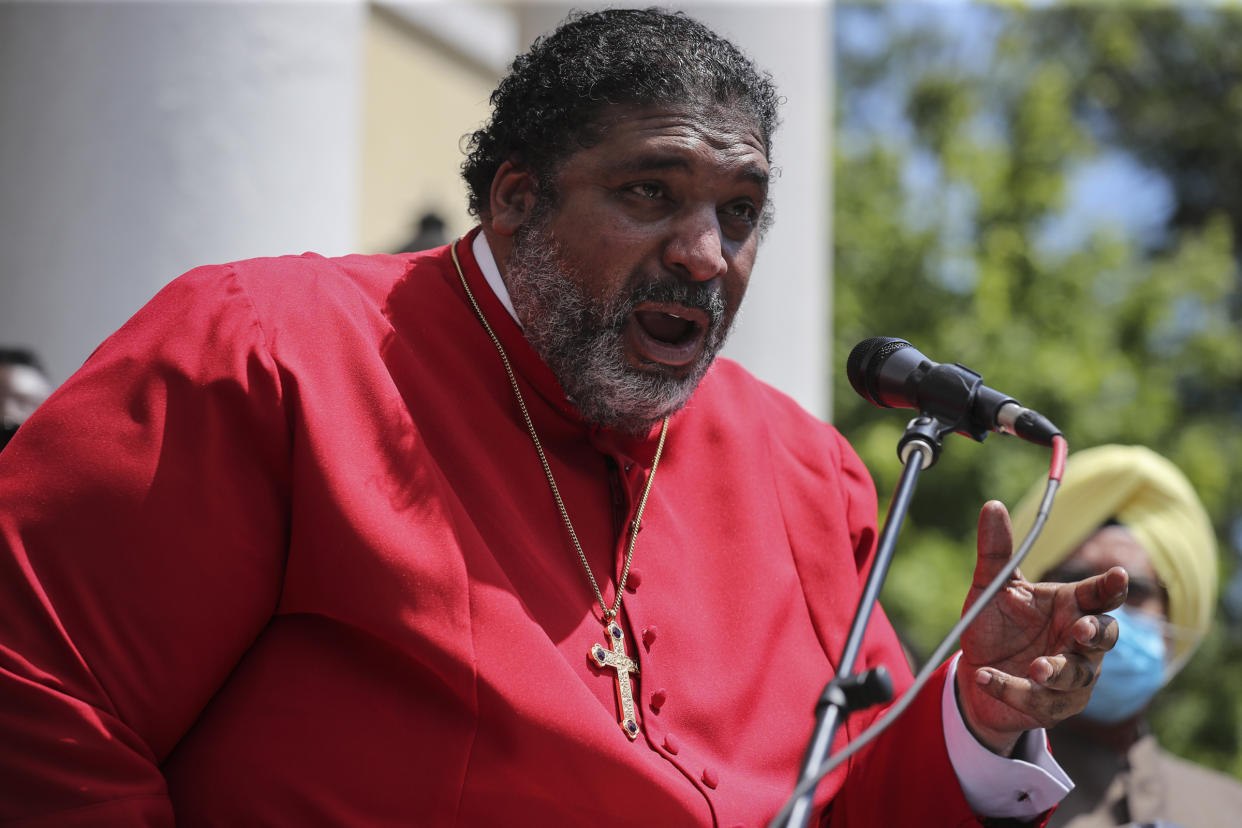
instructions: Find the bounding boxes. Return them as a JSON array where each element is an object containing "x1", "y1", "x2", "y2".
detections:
[{"x1": 663, "y1": 209, "x2": 728, "y2": 282}]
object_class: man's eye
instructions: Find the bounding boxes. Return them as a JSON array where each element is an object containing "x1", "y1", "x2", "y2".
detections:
[
  {"x1": 723, "y1": 201, "x2": 758, "y2": 223},
  {"x1": 1125, "y1": 576, "x2": 1167, "y2": 607},
  {"x1": 629, "y1": 183, "x2": 663, "y2": 199}
]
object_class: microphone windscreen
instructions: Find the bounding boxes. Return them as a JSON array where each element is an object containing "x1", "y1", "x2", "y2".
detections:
[{"x1": 846, "y1": 337, "x2": 912, "y2": 407}]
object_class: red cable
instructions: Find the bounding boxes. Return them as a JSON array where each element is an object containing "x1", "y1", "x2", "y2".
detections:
[{"x1": 1049, "y1": 433, "x2": 1069, "y2": 482}]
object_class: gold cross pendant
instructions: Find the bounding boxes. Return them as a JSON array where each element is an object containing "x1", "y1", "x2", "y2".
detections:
[{"x1": 591, "y1": 621, "x2": 640, "y2": 740}]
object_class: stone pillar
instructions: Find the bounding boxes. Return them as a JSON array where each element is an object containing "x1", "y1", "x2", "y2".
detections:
[{"x1": 0, "y1": 2, "x2": 364, "y2": 382}]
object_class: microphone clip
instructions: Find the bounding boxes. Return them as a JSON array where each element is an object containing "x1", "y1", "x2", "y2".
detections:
[
  {"x1": 897, "y1": 415, "x2": 958, "y2": 469},
  {"x1": 903, "y1": 361, "x2": 1008, "y2": 443}
]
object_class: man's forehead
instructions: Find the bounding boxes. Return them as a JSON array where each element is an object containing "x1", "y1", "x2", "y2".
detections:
[
  {"x1": 574, "y1": 102, "x2": 769, "y2": 179},
  {"x1": 590, "y1": 102, "x2": 765, "y2": 151},
  {"x1": 1070, "y1": 525, "x2": 1155, "y2": 574}
]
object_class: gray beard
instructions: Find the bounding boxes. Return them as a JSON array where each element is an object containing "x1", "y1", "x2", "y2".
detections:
[{"x1": 504, "y1": 220, "x2": 731, "y2": 434}]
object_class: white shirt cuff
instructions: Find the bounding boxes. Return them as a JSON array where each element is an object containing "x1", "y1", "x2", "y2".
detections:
[{"x1": 942, "y1": 651, "x2": 1073, "y2": 819}]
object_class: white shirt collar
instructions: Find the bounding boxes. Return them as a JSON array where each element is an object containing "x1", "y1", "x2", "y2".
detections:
[{"x1": 471, "y1": 231, "x2": 521, "y2": 327}]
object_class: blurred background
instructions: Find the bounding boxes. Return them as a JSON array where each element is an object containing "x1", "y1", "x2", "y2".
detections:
[
  {"x1": 2, "y1": 0, "x2": 1239, "y2": 779},
  {"x1": 833, "y1": 1, "x2": 1242, "y2": 779}
]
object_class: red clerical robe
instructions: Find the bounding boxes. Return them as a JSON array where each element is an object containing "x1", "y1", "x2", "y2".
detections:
[{"x1": 0, "y1": 231, "x2": 985, "y2": 826}]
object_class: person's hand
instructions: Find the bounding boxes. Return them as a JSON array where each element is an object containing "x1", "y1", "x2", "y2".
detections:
[{"x1": 956, "y1": 500, "x2": 1127, "y2": 756}]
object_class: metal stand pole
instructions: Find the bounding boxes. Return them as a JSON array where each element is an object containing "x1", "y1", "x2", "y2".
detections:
[{"x1": 781, "y1": 416, "x2": 951, "y2": 828}]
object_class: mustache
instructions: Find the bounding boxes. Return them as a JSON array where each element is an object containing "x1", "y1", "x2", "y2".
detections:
[{"x1": 624, "y1": 277, "x2": 726, "y2": 327}]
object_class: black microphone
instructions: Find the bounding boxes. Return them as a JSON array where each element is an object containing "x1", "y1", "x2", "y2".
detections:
[{"x1": 846, "y1": 337, "x2": 1061, "y2": 446}]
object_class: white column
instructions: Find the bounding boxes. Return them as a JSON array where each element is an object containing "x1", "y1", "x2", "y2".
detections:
[{"x1": 0, "y1": 1, "x2": 365, "y2": 383}]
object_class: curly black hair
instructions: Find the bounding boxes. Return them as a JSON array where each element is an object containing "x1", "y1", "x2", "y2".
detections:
[{"x1": 461, "y1": 7, "x2": 781, "y2": 217}]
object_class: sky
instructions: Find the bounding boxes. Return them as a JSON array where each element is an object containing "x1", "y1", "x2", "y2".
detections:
[{"x1": 834, "y1": 1, "x2": 1174, "y2": 258}]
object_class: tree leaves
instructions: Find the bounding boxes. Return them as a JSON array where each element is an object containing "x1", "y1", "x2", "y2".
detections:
[{"x1": 834, "y1": 1, "x2": 1242, "y2": 776}]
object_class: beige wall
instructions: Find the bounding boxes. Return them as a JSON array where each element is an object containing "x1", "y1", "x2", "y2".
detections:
[{"x1": 358, "y1": 6, "x2": 503, "y2": 254}]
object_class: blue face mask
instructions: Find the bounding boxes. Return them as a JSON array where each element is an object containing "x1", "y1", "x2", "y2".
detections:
[{"x1": 1080, "y1": 604, "x2": 1168, "y2": 724}]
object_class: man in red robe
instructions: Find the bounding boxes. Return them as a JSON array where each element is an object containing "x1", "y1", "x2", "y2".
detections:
[{"x1": 0, "y1": 9, "x2": 1123, "y2": 826}]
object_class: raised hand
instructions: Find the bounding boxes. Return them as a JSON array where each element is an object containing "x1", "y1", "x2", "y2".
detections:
[{"x1": 956, "y1": 501, "x2": 1127, "y2": 755}]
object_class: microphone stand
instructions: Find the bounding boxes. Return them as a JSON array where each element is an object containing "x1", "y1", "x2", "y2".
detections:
[{"x1": 780, "y1": 415, "x2": 955, "y2": 828}]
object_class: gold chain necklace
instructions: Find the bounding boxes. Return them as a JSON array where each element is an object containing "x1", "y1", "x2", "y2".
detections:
[{"x1": 451, "y1": 239, "x2": 668, "y2": 740}]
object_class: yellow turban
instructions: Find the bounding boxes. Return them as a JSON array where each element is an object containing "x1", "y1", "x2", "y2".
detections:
[{"x1": 1009, "y1": 444, "x2": 1218, "y2": 666}]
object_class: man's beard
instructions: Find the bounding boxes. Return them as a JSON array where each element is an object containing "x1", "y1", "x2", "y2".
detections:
[{"x1": 504, "y1": 218, "x2": 733, "y2": 434}]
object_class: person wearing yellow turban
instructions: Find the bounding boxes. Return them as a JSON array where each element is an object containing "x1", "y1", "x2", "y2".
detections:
[{"x1": 1009, "y1": 444, "x2": 1242, "y2": 827}]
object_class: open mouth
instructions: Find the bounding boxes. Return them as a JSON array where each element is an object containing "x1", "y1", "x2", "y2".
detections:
[{"x1": 625, "y1": 302, "x2": 711, "y2": 368}]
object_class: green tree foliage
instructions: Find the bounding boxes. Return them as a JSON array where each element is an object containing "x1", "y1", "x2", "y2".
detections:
[{"x1": 833, "y1": 2, "x2": 1242, "y2": 775}]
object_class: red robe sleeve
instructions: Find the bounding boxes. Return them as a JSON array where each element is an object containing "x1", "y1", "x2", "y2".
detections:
[
  {"x1": 0, "y1": 266, "x2": 290, "y2": 824},
  {"x1": 825, "y1": 662, "x2": 981, "y2": 826}
]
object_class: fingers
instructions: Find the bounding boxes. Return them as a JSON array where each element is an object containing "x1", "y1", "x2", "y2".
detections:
[
  {"x1": 1073, "y1": 565, "x2": 1129, "y2": 613},
  {"x1": 1026, "y1": 612, "x2": 1116, "y2": 692},
  {"x1": 1029, "y1": 652, "x2": 1097, "y2": 691},
  {"x1": 974, "y1": 668, "x2": 1081, "y2": 728},
  {"x1": 977, "y1": 611, "x2": 1118, "y2": 724},
  {"x1": 1069, "y1": 611, "x2": 1119, "y2": 652},
  {"x1": 971, "y1": 501, "x2": 1014, "y2": 588}
]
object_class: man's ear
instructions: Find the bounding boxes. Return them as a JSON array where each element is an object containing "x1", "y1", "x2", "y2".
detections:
[{"x1": 489, "y1": 160, "x2": 537, "y2": 237}]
